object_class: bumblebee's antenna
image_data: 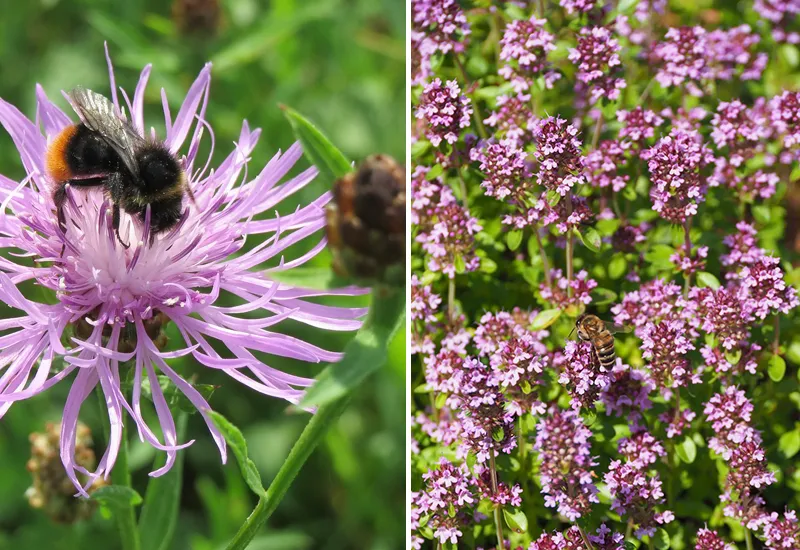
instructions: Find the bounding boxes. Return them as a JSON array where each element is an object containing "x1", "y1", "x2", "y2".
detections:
[{"x1": 568, "y1": 325, "x2": 576, "y2": 339}]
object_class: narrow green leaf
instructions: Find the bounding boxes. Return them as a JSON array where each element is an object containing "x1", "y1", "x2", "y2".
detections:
[
  {"x1": 768, "y1": 355, "x2": 787, "y2": 382},
  {"x1": 138, "y1": 412, "x2": 189, "y2": 550},
  {"x1": 267, "y1": 267, "x2": 344, "y2": 291},
  {"x1": 531, "y1": 309, "x2": 562, "y2": 331},
  {"x1": 434, "y1": 392, "x2": 448, "y2": 409},
  {"x1": 425, "y1": 163, "x2": 444, "y2": 181},
  {"x1": 91, "y1": 485, "x2": 143, "y2": 512},
  {"x1": 299, "y1": 288, "x2": 406, "y2": 407},
  {"x1": 676, "y1": 437, "x2": 697, "y2": 464},
  {"x1": 724, "y1": 348, "x2": 742, "y2": 366},
  {"x1": 779, "y1": 429, "x2": 800, "y2": 459},
  {"x1": 502, "y1": 508, "x2": 528, "y2": 534},
  {"x1": 281, "y1": 106, "x2": 352, "y2": 187},
  {"x1": 546, "y1": 189, "x2": 561, "y2": 207},
  {"x1": 506, "y1": 230, "x2": 523, "y2": 251},
  {"x1": 210, "y1": 411, "x2": 265, "y2": 497},
  {"x1": 454, "y1": 254, "x2": 467, "y2": 274},
  {"x1": 697, "y1": 272, "x2": 721, "y2": 290},
  {"x1": 411, "y1": 140, "x2": 431, "y2": 158}
]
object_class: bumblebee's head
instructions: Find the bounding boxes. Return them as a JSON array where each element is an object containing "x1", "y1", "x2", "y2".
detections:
[
  {"x1": 575, "y1": 313, "x2": 600, "y2": 341},
  {"x1": 137, "y1": 147, "x2": 183, "y2": 195}
]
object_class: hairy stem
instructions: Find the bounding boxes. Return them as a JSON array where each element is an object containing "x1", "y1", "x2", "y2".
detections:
[
  {"x1": 566, "y1": 195, "x2": 574, "y2": 298},
  {"x1": 453, "y1": 55, "x2": 488, "y2": 140},
  {"x1": 683, "y1": 217, "x2": 692, "y2": 296},
  {"x1": 97, "y1": 389, "x2": 140, "y2": 550},
  {"x1": 745, "y1": 529, "x2": 754, "y2": 550},
  {"x1": 591, "y1": 113, "x2": 604, "y2": 151},
  {"x1": 448, "y1": 278, "x2": 456, "y2": 325},
  {"x1": 578, "y1": 525, "x2": 595, "y2": 550},
  {"x1": 625, "y1": 518, "x2": 633, "y2": 539},
  {"x1": 774, "y1": 315, "x2": 780, "y2": 355},
  {"x1": 489, "y1": 453, "x2": 505, "y2": 550},
  {"x1": 534, "y1": 227, "x2": 552, "y2": 288},
  {"x1": 225, "y1": 397, "x2": 351, "y2": 550}
]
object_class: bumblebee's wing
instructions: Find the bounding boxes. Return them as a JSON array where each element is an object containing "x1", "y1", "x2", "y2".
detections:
[
  {"x1": 66, "y1": 87, "x2": 145, "y2": 177},
  {"x1": 603, "y1": 321, "x2": 631, "y2": 334}
]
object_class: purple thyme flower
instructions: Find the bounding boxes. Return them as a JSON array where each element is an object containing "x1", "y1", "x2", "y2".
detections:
[
  {"x1": 560, "y1": 0, "x2": 597, "y2": 15},
  {"x1": 695, "y1": 528, "x2": 736, "y2": 550},
  {"x1": 670, "y1": 245, "x2": 708, "y2": 277},
  {"x1": 484, "y1": 94, "x2": 535, "y2": 149},
  {"x1": 700, "y1": 341, "x2": 761, "y2": 378},
  {"x1": 722, "y1": 221, "x2": 765, "y2": 270},
  {"x1": 416, "y1": 78, "x2": 473, "y2": 147},
  {"x1": 471, "y1": 140, "x2": 532, "y2": 203},
  {"x1": 644, "y1": 129, "x2": 714, "y2": 224},
  {"x1": 617, "y1": 107, "x2": 664, "y2": 145},
  {"x1": 410, "y1": 31, "x2": 437, "y2": 86},
  {"x1": 568, "y1": 26, "x2": 626, "y2": 104},
  {"x1": 703, "y1": 386, "x2": 761, "y2": 459},
  {"x1": 769, "y1": 91, "x2": 800, "y2": 154},
  {"x1": 710, "y1": 100, "x2": 767, "y2": 168},
  {"x1": 0, "y1": 52, "x2": 366, "y2": 493},
  {"x1": 705, "y1": 25, "x2": 767, "y2": 82},
  {"x1": 599, "y1": 365, "x2": 654, "y2": 426},
  {"x1": 652, "y1": 26, "x2": 708, "y2": 95},
  {"x1": 499, "y1": 17, "x2": 559, "y2": 93},
  {"x1": 531, "y1": 525, "x2": 625, "y2": 550},
  {"x1": 604, "y1": 460, "x2": 674, "y2": 538},
  {"x1": 691, "y1": 286, "x2": 752, "y2": 350},
  {"x1": 763, "y1": 510, "x2": 800, "y2": 549},
  {"x1": 411, "y1": 0, "x2": 470, "y2": 55},
  {"x1": 557, "y1": 340, "x2": 612, "y2": 410},
  {"x1": 736, "y1": 256, "x2": 799, "y2": 319},
  {"x1": 585, "y1": 139, "x2": 630, "y2": 192},
  {"x1": 410, "y1": 165, "x2": 457, "y2": 229},
  {"x1": 410, "y1": 275, "x2": 441, "y2": 355},
  {"x1": 618, "y1": 430, "x2": 666, "y2": 468},
  {"x1": 534, "y1": 406, "x2": 599, "y2": 521},
  {"x1": 722, "y1": 439, "x2": 775, "y2": 529},
  {"x1": 540, "y1": 269, "x2": 597, "y2": 310},
  {"x1": 612, "y1": 278, "x2": 684, "y2": 337},
  {"x1": 532, "y1": 116, "x2": 586, "y2": 197},
  {"x1": 421, "y1": 202, "x2": 482, "y2": 278},
  {"x1": 660, "y1": 406, "x2": 697, "y2": 439},
  {"x1": 411, "y1": 457, "x2": 477, "y2": 545},
  {"x1": 474, "y1": 464, "x2": 523, "y2": 506}
]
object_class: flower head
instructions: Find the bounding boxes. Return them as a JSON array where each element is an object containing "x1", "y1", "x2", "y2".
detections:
[
  {"x1": 499, "y1": 17, "x2": 559, "y2": 93},
  {"x1": 532, "y1": 116, "x2": 586, "y2": 197},
  {"x1": 0, "y1": 51, "x2": 366, "y2": 493},
  {"x1": 416, "y1": 78, "x2": 473, "y2": 147},
  {"x1": 569, "y1": 27, "x2": 626, "y2": 104},
  {"x1": 695, "y1": 528, "x2": 736, "y2": 550},
  {"x1": 411, "y1": 458, "x2": 477, "y2": 545}
]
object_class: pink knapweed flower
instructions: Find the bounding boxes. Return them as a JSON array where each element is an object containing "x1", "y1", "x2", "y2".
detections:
[{"x1": 0, "y1": 51, "x2": 365, "y2": 493}]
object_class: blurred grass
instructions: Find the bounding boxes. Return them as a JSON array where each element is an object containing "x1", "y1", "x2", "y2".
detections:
[{"x1": 0, "y1": 1, "x2": 405, "y2": 549}]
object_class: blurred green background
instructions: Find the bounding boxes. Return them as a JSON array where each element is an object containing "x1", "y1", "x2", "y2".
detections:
[{"x1": 0, "y1": 0, "x2": 405, "y2": 549}]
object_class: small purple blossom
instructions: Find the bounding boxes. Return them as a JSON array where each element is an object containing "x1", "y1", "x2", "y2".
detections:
[
  {"x1": 411, "y1": 0, "x2": 470, "y2": 54},
  {"x1": 737, "y1": 256, "x2": 800, "y2": 319},
  {"x1": 695, "y1": 528, "x2": 736, "y2": 550},
  {"x1": 641, "y1": 319, "x2": 699, "y2": 396},
  {"x1": 599, "y1": 365, "x2": 654, "y2": 425},
  {"x1": 568, "y1": 27, "x2": 626, "y2": 104},
  {"x1": 557, "y1": 340, "x2": 611, "y2": 410},
  {"x1": 416, "y1": 78, "x2": 473, "y2": 147},
  {"x1": 706, "y1": 25, "x2": 767, "y2": 81},
  {"x1": 484, "y1": 94, "x2": 535, "y2": 149},
  {"x1": 421, "y1": 202, "x2": 482, "y2": 278},
  {"x1": 472, "y1": 140, "x2": 532, "y2": 202},
  {"x1": 763, "y1": 510, "x2": 800, "y2": 549},
  {"x1": 703, "y1": 386, "x2": 761, "y2": 459},
  {"x1": 618, "y1": 430, "x2": 666, "y2": 468},
  {"x1": 605, "y1": 460, "x2": 674, "y2": 538},
  {"x1": 534, "y1": 407, "x2": 599, "y2": 521},
  {"x1": 652, "y1": 26, "x2": 708, "y2": 94},
  {"x1": 499, "y1": 17, "x2": 559, "y2": 93},
  {"x1": 617, "y1": 107, "x2": 664, "y2": 144},
  {"x1": 532, "y1": 116, "x2": 586, "y2": 197},
  {"x1": 540, "y1": 269, "x2": 597, "y2": 309},
  {"x1": 585, "y1": 140, "x2": 630, "y2": 192},
  {"x1": 560, "y1": 0, "x2": 597, "y2": 16},
  {"x1": 412, "y1": 458, "x2": 477, "y2": 545}
]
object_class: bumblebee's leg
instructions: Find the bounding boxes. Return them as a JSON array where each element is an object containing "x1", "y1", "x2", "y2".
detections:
[
  {"x1": 111, "y1": 204, "x2": 130, "y2": 249},
  {"x1": 148, "y1": 197, "x2": 183, "y2": 245},
  {"x1": 53, "y1": 184, "x2": 68, "y2": 235}
]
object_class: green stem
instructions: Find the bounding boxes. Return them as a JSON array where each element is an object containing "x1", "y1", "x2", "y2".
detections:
[
  {"x1": 773, "y1": 315, "x2": 780, "y2": 355},
  {"x1": 97, "y1": 388, "x2": 140, "y2": 550},
  {"x1": 448, "y1": 278, "x2": 456, "y2": 325},
  {"x1": 566, "y1": 195, "x2": 574, "y2": 298},
  {"x1": 683, "y1": 217, "x2": 692, "y2": 297},
  {"x1": 453, "y1": 55, "x2": 488, "y2": 140},
  {"x1": 745, "y1": 528, "x2": 754, "y2": 550},
  {"x1": 590, "y1": 113, "x2": 603, "y2": 151},
  {"x1": 534, "y1": 227, "x2": 552, "y2": 289},
  {"x1": 225, "y1": 397, "x2": 351, "y2": 550},
  {"x1": 578, "y1": 525, "x2": 595, "y2": 550},
  {"x1": 489, "y1": 453, "x2": 505, "y2": 550}
]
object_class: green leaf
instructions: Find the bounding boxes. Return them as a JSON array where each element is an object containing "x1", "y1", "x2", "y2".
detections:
[
  {"x1": 502, "y1": 508, "x2": 528, "y2": 534},
  {"x1": 644, "y1": 244, "x2": 675, "y2": 270},
  {"x1": 137, "y1": 375, "x2": 216, "y2": 415},
  {"x1": 724, "y1": 348, "x2": 742, "y2": 366},
  {"x1": 282, "y1": 105, "x2": 352, "y2": 188},
  {"x1": 506, "y1": 230, "x2": 523, "y2": 251},
  {"x1": 609, "y1": 254, "x2": 627, "y2": 280},
  {"x1": 779, "y1": 429, "x2": 800, "y2": 459},
  {"x1": 576, "y1": 227, "x2": 602, "y2": 253},
  {"x1": 91, "y1": 485, "x2": 142, "y2": 514},
  {"x1": 781, "y1": 44, "x2": 800, "y2": 68},
  {"x1": 769, "y1": 355, "x2": 787, "y2": 382},
  {"x1": 546, "y1": 189, "x2": 561, "y2": 207},
  {"x1": 454, "y1": 254, "x2": 466, "y2": 274},
  {"x1": 268, "y1": 267, "x2": 346, "y2": 291},
  {"x1": 411, "y1": 140, "x2": 431, "y2": 158},
  {"x1": 697, "y1": 272, "x2": 721, "y2": 290},
  {"x1": 591, "y1": 288, "x2": 618, "y2": 306},
  {"x1": 676, "y1": 437, "x2": 697, "y2": 464},
  {"x1": 299, "y1": 288, "x2": 405, "y2": 407},
  {"x1": 653, "y1": 528, "x2": 671, "y2": 549},
  {"x1": 138, "y1": 412, "x2": 188, "y2": 550},
  {"x1": 531, "y1": 309, "x2": 562, "y2": 330},
  {"x1": 752, "y1": 204, "x2": 772, "y2": 224},
  {"x1": 425, "y1": 163, "x2": 444, "y2": 181},
  {"x1": 209, "y1": 411, "x2": 265, "y2": 496},
  {"x1": 479, "y1": 257, "x2": 498, "y2": 274}
]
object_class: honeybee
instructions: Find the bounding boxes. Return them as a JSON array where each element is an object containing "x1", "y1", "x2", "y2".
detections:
[
  {"x1": 573, "y1": 314, "x2": 629, "y2": 369},
  {"x1": 46, "y1": 87, "x2": 193, "y2": 247}
]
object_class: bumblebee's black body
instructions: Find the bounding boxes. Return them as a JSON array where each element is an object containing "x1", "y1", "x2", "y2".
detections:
[{"x1": 48, "y1": 87, "x2": 189, "y2": 247}]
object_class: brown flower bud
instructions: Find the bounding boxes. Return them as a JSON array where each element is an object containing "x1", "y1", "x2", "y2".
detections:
[
  {"x1": 325, "y1": 154, "x2": 406, "y2": 286},
  {"x1": 26, "y1": 422, "x2": 107, "y2": 523}
]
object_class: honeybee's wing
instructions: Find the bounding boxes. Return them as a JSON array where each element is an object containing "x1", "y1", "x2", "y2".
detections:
[
  {"x1": 66, "y1": 87, "x2": 145, "y2": 177},
  {"x1": 603, "y1": 321, "x2": 631, "y2": 334}
]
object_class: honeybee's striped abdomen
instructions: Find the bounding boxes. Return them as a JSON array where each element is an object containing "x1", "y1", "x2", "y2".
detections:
[{"x1": 594, "y1": 337, "x2": 616, "y2": 368}]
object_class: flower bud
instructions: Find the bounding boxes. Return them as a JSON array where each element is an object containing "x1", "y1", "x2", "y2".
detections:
[{"x1": 326, "y1": 154, "x2": 405, "y2": 286}]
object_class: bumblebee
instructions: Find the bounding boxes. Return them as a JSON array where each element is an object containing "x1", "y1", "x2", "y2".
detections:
[
  {"x1": 46, "y1": 87, "x2": 193, "y2": 247},
  {"x1": 574, "y1": 314, "x2": 629, "y2": 369}
]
